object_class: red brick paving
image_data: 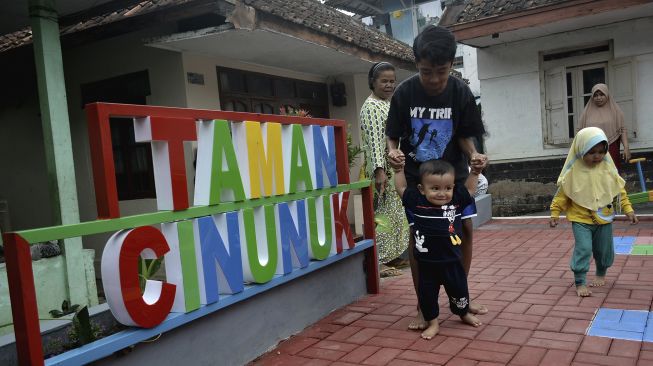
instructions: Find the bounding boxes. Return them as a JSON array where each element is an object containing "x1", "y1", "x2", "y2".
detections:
[{"x1": 250, "y1": 218, "x2": 653, "y2": 365}]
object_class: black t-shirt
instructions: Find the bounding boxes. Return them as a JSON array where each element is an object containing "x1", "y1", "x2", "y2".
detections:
[
  {"x1": 402, "y1": 185, "x2": 474, "y2": 263},
  {"x1": 386, "y1": 74, "x2": 485, "y2": 184}
]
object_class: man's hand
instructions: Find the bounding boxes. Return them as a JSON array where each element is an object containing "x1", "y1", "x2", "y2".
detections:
[
  {"x1": 470, "y1": 153, "x2": 488, "y2": 174},
  {"x1": 626, "y1": 212, "x2": 639, "y2": 225},
  {"x1": 387, "y1": 149, "x2": 405, "y2": 170},
  {"x1": 374, "y1": 168, "x2": 388, "y2": 196},
  {"x1": 549, "y1": 217, "x2": 559, "y2": 227}
]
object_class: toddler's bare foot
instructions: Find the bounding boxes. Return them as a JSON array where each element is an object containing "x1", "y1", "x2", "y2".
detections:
[
  {"x1": 461, "y1": 313, "x2": 482, "y2": 327},
  {"x1": 576, "y1": 285, "x2": 592, "y2": 297},
  {"x1": 590, "y1": 276, "x2": 606, "y2": 287},
  {"x1": 469, "y1": 301, "x2": 488, "y2": 315},
  {"x1": 408, "y1": 309, "x2": 428, "y2": 330},
  {"x1": 420, "y1": 319, "x2": 439, "y2": 340}
]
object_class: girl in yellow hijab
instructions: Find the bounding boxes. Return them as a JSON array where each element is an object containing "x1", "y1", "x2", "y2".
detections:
[{"x1": 550, "y1": 127, "x2": 638, "y2": 297}]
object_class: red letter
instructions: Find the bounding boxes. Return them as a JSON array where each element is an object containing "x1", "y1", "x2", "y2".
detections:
[
  {"x1": 136, "y1": 116, "x2": 197, "y2": 211},
  {"x1": 119, "y1": 226, "x2": 175, "y2": 328},
  {"x1": 332, "y1": 192, "x2": 354, "y2": 253}
]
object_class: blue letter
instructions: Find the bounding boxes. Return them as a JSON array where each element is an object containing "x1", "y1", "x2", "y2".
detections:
[{"x1": 197, "y1": 212, "x2": 244, "y2": 304}]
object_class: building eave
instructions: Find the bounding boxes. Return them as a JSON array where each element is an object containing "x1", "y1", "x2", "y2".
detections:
[{"x1": 445, "y1": 0, "x2": 652, "y2": 47}]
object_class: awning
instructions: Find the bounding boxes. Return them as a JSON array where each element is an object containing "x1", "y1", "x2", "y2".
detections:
[{"x1": 146, "y1": 25, "x2": 414, "y2": 78}]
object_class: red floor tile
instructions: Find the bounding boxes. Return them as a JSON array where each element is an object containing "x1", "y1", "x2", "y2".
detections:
[
  {"x1": 540, "y1": 349, "x2": 575, "y2": 365},
  {"x1": 509, "y1": 346, "x2": 547, "y2": 365},
  {"x1": 251, "y1": 218, "x2": 653, "y2": 366},
  {"x1": 347, "y1": 327, "x2": 383, "y2": 344},
  {"x1": 609, "y1": 339, "x2": 643, "y2": 358},
  {"x1": 396, "y1": 349, "x2": 452, "y2": 364},
  {"x1": 339, "y1": 345, "x2": 380, "y2": 363},
  {"x1": 362, "y1": 347, "x2": 403, "y2": 365}
]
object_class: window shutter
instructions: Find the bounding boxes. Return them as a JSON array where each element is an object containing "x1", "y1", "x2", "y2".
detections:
[
  {"x1": 544, "y1": 66, "x2": 568, "y2": 144},
  {"x1": 609, "y1": 58, "x2": 637, "y2": 139}
]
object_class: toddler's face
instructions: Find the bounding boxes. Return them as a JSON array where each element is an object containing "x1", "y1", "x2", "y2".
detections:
[
  {"x1": 418, "y1": 172, "x2": 455, "y2": 206},
  {"x1": 582, "y1": 143, "x2": 607, "y2": 168}
]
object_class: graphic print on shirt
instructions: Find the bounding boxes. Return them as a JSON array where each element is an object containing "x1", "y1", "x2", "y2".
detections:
[
  {"x1": 442, "y1": 204, "x2": 462, "y2": 245},
  {"x1": 414, "y1": 230, "x2": 428, "y2": 252},
  {"x1": 408, "y1": 107, "x2": 453, "y2": 162}
]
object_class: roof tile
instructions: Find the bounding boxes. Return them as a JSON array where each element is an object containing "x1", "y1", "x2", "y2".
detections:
[
  {"x1": 244, "y1": 0, "x2": 412, "y2": 62},
  {"x1": 454, "y1": 0, "x2": 568, "y2": 23},
  {"x1": 1, "y1": 0, "x2": 413, "y2": 62}
]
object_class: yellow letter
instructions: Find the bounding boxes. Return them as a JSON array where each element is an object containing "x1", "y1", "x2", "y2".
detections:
[{"x1": 233, "y1": 121, "x2": 286, "y2": 198}]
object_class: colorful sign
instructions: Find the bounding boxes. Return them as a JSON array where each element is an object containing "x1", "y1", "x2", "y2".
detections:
[
  {"x1": 98, "y1": 117, "x2": 354, "y2": 328},
  {"x1": 4, "y1": 104, "x2": 377, "y2": 365}
]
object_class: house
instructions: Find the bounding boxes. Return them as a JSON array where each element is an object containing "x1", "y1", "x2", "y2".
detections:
[
  {"x1": 0, "y1": 0, "x2": 415, "y2": 329},
  {"x1": 326, "y1": 0, "x2": 482, "y2": 96},
  {"x1": 440, "y1": 0, "x2": 653, "y2": 200}
]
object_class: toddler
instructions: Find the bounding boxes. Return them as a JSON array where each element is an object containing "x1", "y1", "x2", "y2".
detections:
[
  {"x1": 394, "y1": 158, "x2": 483, "y2": 339},
  {"x1": 550, "y1": 127, "x2": 638, "y2": 297}
]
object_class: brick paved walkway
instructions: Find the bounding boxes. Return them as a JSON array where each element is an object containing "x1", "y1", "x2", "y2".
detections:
[{"x1": 250, "y1": 218, "x2": 653, "y2": 366}]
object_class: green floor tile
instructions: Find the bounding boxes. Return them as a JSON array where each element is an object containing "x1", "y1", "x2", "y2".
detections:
[{"x1": 630, "y1": 245, "x2": 653, "y2": 255}]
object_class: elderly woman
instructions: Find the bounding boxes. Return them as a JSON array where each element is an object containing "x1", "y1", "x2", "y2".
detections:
[
  {"x1": 579, "y1": 83, "x2": 631, "y2": 171},
  {"x1": 359, "y1": 62, "x2": 410, "y2": 277}
]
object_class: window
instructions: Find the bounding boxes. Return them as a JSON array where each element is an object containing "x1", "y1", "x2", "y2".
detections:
[
  {"x1": 452, "y1": 55, "x2": 464, "y2": 69},
  {"x1": 542, "y1": 44, "x2": 636, "y2": 145},
  {"x1": 111, "y1": 119, "x2": 156, "y2": 200},
  {"x1": 80, "y1": 71, "x2": 156, "y2": 200},
  {"x1": 217, "y1": 68, "x2": 329, "y2": 118},
  {"x1": 564, "y1": 63, "x2": 606, "y2": 139}
]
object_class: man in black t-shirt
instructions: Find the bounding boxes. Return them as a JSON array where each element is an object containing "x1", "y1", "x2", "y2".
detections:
[
  {"x1": 386, "y1": 25, "x2": 488, "y2": 330},
  {"x1": 386, "y1": 74, "x2": 485, "y2": 185}
]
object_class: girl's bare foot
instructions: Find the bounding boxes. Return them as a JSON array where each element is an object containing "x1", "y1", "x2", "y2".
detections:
[
  {"x1": 420, "y1": 319, "x2": 439, "y2": 339},
  {"x1": 576, "y1": 284, "x2": 592, "y2": 297},
  {"x1": 408, "y1": 309, "x2": 428, "y2": 330},
  {"x1": 461, "y1": 313, "x2": 482, "y2": 327},
  {"x1": 469, "y1": 301, "x2": 488, "y2": 315},
  {"x1": 590, "y1": 276, "x2": 606, "y2": 287}
]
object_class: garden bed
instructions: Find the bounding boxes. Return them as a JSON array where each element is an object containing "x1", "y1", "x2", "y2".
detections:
[{"x1": 0, "y1": 303, "x2": 121, "y2": 365}]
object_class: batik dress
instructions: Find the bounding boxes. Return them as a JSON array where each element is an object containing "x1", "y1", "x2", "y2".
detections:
[{"x1": 359, "y1": 95, "x2": 409, "y2": 263}]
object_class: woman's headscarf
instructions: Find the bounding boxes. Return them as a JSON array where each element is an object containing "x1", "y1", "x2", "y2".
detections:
[
  {"x1": 557, "y1": 127, "x2": 624, "y2": 211},
  {"x1": 578, "y1": 84, "x2": 625, "y2": 144}
]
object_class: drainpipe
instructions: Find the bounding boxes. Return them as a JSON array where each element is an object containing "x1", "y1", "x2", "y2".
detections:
[{"x1": 29, "y1": 0, "x2": 87, "y2": 307}]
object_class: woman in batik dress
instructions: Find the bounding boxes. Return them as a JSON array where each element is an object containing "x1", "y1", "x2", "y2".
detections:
[{"x1": 359, "y1": 62, "x2": 410, "y2": 277}]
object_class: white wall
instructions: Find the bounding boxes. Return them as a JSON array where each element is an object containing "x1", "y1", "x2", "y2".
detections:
[
  {"x1": 181, "y1": 53, "x2": 220, "y2": 110},
  {"x1": 478, "y1": 17, "x2": 653, "y2": 162},
  {"x1": 460, "y1": 45, "x2": 480, "y2": 97}
]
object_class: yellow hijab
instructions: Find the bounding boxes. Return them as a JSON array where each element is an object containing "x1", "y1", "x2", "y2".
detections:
[{"x1": 557, "y1": 127, "x2": 624, "y2": 211}]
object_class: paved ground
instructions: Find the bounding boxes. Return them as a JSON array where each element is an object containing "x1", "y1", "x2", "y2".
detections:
[{"x1": 250, "y1": 217, "x2": 653, "y2": 366}]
